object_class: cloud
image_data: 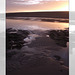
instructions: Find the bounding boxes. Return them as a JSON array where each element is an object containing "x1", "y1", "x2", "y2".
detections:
[
  {"x1": 13, "y1": 0, "x2": 43, "y2": 5},
  {"x1": 12, "y1": 0, "x2": 68, "y2": 5}
]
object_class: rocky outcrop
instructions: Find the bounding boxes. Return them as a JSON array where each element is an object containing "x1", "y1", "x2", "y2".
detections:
[
  {"x1": 49, "y1": 29, "x2": 69, "y2": 47},
  {"x1": 6, "y1": 28, "x2": 29, "y2": 50}
]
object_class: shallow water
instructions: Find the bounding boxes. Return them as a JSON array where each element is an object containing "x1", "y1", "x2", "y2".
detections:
[
  {"x1": 6, "y1": 18, "x2": 69, "y2": 67},
  {"x1": 6, "y1": 18, "x2": 68, "y2": 30}
]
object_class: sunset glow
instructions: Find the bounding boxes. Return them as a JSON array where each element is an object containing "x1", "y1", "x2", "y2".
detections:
[{"x1": 6, "y1": 0, "x2": 68, "y2": 13}]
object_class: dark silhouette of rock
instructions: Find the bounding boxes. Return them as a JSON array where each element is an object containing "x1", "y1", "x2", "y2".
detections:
[
  {"x1": 49, "y1": 29, "x2": 69, "y2": 47},
  {"x1": 54, "y1": 55, "x2": 61, "y2": 61},
  {"x1": 41, "y1": 19, "x2": 69, "y2": 23},
  {"x1": 6, "y1": 28, "x2": 29, "y2": 50}
]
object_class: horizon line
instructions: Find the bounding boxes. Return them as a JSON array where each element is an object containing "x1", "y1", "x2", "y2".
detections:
[{"x1": 6, "y1": 10, "x2": 69, "y2": 14}]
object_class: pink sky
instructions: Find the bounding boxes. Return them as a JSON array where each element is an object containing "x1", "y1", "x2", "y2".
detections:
[{"x1": 6, "y1": 0, "x2": 68, "y2": 13}]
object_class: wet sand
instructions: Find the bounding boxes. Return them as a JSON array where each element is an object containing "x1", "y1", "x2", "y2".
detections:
[
  {"x1": 7, "y1": 57, "x2": 68, "y2": 75},
  {"x1": 6, "y1": 29, "x2": 69, "y2": 75}
]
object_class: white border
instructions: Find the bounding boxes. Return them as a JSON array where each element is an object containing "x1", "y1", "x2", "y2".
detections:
[
  {"x1": 0, "y1": 0, "x2": 5, "y2": 75},
  {"x1": 69, "y1": 0, "x2": 75, "y2": 75},
  {"x1": 0, "y1": 0, "x2": 75, "y2": 75}
]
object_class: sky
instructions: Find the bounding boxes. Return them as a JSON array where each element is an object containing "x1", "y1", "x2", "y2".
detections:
[{"x1": 6, "y1": 0, "x2": 69, "y2": 13}]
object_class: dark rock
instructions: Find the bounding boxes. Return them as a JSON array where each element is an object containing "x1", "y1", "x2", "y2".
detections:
[
  {"x1": 49, "y1": 29, "x2": 69, "y2": 47},
  {"x1": 54, "y1": 55, "x2": 61, "y2": 61},
  {"x1": 41, "y1": 19, "x2": 55, "y2": 22},
  {"x1": 6, "y1": 28, "x2": 30, "y2": 50}
]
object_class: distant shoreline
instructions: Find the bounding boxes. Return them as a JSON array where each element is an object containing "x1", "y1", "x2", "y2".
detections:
[{"x1": 6, "y1": 11, "x2": 69, "y2": 19}]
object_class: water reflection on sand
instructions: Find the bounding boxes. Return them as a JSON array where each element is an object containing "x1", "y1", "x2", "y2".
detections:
[{"x1": 6, "y1": 18, "x2": 68, "y2": 30}]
